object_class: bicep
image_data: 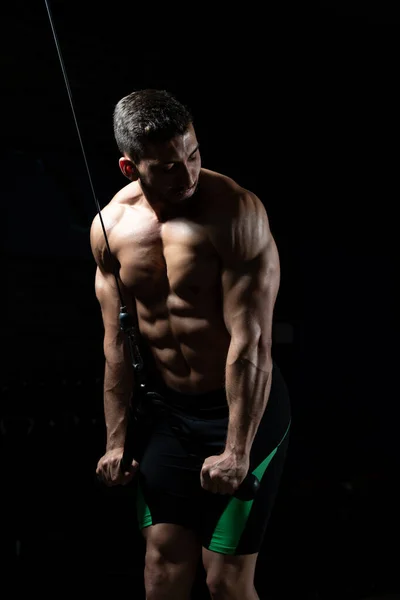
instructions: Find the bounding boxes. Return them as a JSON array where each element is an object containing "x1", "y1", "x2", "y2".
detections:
[
  {"x1": 211, "y1": 192, "x2": 280, "y2": 370},
  {"x1": 90, "y1": 209, "x2": 135, "y2": 362},
  {"x1": 221, "y1": 219, "x2": 280, "y2": 344},
  {"x1": 95, "y1": 267, "x2": 134, "y2": 363},
  {"x1": 95, "y1": 267, "x2": 121, "y2": 332}
]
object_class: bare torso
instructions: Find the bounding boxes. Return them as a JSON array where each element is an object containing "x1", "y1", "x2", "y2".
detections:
[{"x1": 104, "y1": 169, "x2": 237, "y2": 394}]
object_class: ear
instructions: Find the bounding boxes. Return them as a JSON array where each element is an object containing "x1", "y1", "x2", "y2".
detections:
[{"x1": 119, "y1": 157, "x2": 139, "y2": 181}]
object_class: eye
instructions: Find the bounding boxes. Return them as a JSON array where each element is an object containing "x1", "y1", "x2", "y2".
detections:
[{"x1": 161, "y1": 164, "x2": 175, "y2": 173}]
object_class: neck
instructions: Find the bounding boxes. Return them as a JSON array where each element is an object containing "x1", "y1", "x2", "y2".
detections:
[{"x1": 140, "y1": 182, "x2": 199, "y2": 223}]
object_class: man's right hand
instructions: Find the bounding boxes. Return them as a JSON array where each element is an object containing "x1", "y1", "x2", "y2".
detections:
[{"x1": 96, "y1": 448, "x2": 139, "y2": 486}]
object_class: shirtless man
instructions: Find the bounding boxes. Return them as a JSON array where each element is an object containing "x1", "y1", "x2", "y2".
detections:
[{"x1": 93, "y1": 89, "x2": 291, "y2": 600}]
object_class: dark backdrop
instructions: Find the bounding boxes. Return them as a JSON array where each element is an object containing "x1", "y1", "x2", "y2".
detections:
[{"x1": 2, "y1": 2, "x2": 399, "y2": 598}]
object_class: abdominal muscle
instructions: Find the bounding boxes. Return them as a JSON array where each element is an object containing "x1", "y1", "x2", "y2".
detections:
[{"x1": 136, "y1": 291, "x2": 231, "y2": 394}]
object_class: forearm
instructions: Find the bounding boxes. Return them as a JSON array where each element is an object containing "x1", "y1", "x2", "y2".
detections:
[
  {"x1": 224, "y1": 344, "x2": 273, "y2": 456},
  {"x1": 103, "y1": 346, "x2": 134, "y2": 451}
]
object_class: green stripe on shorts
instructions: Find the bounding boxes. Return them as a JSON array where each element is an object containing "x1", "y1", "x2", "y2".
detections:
[
  {"x1": 136, "y1": 480, "x2": 153, "y2": 529},
  {"x1": 207, "y1": 420, "x2": 291, "y2": 555}
]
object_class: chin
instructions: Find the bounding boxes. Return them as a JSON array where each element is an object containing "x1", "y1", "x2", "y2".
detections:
[{"x1": 170, "y1": 183, "x2": 198, "y2": 203}]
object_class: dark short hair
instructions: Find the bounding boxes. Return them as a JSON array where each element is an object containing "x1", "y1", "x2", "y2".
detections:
[{"x1": 113, "y1": 89, "x2": 193, "y2": 162}]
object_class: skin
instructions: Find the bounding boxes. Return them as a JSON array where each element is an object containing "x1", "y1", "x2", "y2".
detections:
[{"x1": 92, "y1": 123, "x2": 280, "y2": 599}]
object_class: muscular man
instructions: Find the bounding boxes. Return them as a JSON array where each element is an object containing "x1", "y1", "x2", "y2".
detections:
[{"x1": 93, "y1": 89, "x2": 291, "y2": 600}]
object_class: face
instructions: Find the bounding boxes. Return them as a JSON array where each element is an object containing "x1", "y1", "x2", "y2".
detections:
[{"x1": 119, "y1": 124, "x2": 201, "y2": 208}]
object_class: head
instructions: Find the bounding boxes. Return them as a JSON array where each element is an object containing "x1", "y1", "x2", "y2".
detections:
[{"x1": 113, "y1": 89, "x2": 201, "y2": 206}]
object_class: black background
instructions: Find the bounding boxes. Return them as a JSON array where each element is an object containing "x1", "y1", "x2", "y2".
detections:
[{"x1": 2, "y1": 1, "x2": 399, "y2": 598}]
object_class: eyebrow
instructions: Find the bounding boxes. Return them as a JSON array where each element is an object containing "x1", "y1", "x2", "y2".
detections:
[{"x1": 161, "y1": 144, "x2": 200, "y2": 165}]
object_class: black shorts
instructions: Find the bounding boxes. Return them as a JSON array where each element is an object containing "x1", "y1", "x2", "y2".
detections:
[{"x1": 134, "y1": 361, "x2": 291, "y2": 556}]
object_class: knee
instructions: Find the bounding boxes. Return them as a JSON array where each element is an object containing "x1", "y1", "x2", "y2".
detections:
[
  {"x1": 144, "y1": 549, "x2": 172, "y2": 596},
  {"x1": 207, "y1": 568, "x2": 256, "y2": 600},
  {"x1": 206, "y1": 571, "x2": 237, "y2": 599},
  {"x1": 145, "y1": 547, "x2": 196, "y2": 599}
]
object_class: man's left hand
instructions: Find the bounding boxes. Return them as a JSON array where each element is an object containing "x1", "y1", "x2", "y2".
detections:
[{"x1": 200, "y1": 450, "x2": 250, "y2": 495}]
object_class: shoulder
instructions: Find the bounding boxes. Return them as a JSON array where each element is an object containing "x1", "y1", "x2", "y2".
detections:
[
  {"x1": 199, "y1": 168, "x2": 245, "y2": 199},
  {"x1": 90, "y1": 181, "x2": 140, "y2": 270},
  {"x1": 200, "y1": 168, "x2": 267, "y2": 223},
  {"x1": 201, "y1": 170, "x2": 272, "y2": 263}
]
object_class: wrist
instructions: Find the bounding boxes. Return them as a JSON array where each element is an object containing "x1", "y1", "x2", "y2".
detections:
[
  {"x1": 225, "y1": 442, "x2": 250, "y2": 458},
  {"x1": 106, "y1": 429, "x2": 127, "y2": 452},
  {"x1": 106, "y1": 442, "x2": 125, "y2": 452}
]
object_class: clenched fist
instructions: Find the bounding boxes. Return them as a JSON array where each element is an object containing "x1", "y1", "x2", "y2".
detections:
[
  {"x1": 200, "y1": 450, "x2": 249, "y2": 495},
  {"x1": 96, "y1": 448, "x2": 139, "y2": 486}
]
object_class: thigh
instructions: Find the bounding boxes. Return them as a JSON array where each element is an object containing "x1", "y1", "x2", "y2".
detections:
[
  {"x1": 136, "y1": 416, "x2": 203, "y2": 533},
  {"x1": 200, "y1": 431, "x2": 290, "y2": 556},
  {"x1": 143, "y1": 522, "x2": 202, "y2": 563},
  {"x1": 143, "y1": 523, "x2": 202, "y2": 598}
]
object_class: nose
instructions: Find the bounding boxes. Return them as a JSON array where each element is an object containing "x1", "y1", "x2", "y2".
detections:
[{"x1": 178, "y1": 163, "x2": 196, "y2": 190}]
